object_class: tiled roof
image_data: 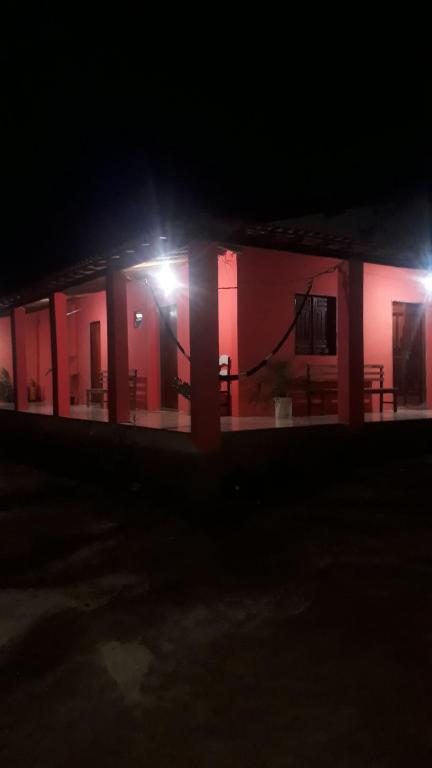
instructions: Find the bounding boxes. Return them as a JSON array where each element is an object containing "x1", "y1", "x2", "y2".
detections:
[{"x1": 1, "y1": 200, "x2": 430, "y2": 312}]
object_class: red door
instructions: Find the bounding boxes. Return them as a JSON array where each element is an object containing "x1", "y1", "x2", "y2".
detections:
[
  {"x1": 90, "y1": 321, "x2": 101, "y2": 388},
  {"x1": 159, "y1": 305, "x2": 178, "y2": 410},
  {"x1": 392, "y1": 302, "x2": 425, "y2": 406}
]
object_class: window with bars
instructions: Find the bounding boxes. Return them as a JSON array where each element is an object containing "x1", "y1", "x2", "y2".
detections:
[{"x1": 295, "y1": 294, "x2": 337, "y2": 355}]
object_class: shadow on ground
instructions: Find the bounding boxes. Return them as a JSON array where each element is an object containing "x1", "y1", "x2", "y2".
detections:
[{"x1": 1, "y1": 458, "x2": 432, "y2": 766}]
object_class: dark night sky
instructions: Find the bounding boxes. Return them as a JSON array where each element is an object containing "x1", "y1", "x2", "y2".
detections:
[{"x1": 2, "y1": 12, "x2": 430, "y2": 294}]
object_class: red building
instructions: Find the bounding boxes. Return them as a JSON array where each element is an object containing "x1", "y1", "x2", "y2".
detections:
[{"x1": 1, "y1": 201, "x2": 432, "y2": 455}]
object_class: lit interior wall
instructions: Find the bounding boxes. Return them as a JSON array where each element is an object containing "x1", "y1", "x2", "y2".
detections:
[
  {"x1": 218, "y1": 250, "x2": 239, "y2": 416},
  {"x1": 364, "y1": 263, "x2": 432, "y2": 406},
  {"x1": 126, "y1": 256, "x2": 240, "y2": 416},
  {"x1": 67, "y1": 291, "x2": 108, "y2": 405},
  {"x1": 237, "y1": 247, "x2": 339, "y2": 416},
  {"x1": 176, "y1": 261, "x2": 190, "y2": 413},
  {"x1": 126, "y1": 261, "x2": 190, "y2": 413},
  {"x1": 25, "y1": 308, "x2": 53, "y2": 403},
  {"x1": 236, "y1": 251, "x2": 432, "y2": 417},
  {"x1": 0, "y1": 316, "x2": 13, "y2": 381},
  {"x1": 126, "y1": 278, "x2": 161, "y2": 410}
]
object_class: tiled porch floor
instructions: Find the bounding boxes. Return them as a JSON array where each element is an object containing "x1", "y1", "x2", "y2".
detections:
[
  {"x1": 3, "y1": 401, "x2": 432, "y2": 432},
  {"x1": 71, "y1": 406, "x2": 341, "y2": 431},
  {"x1": 365, "y1": 409, "x2": 432, "y2": 423}
]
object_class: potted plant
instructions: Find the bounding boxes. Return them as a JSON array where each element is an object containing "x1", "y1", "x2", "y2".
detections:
[
  {"x1": 28, "y1": 378, "x2": 42, "y2": 402},
  {"x1": 250, "y1": 359, "x2": 295, "y2": 420},
  {"x1": 0, "y1": 368, "x2": 14, "y2": 403}
]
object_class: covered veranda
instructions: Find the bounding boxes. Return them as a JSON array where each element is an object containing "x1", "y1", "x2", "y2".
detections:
[
  {"x1": 11, "y1": 402, "x2": 432, "y2": 433},
  {"x1": 2, "y1": 224, "x2": 432, "y2": 451}
]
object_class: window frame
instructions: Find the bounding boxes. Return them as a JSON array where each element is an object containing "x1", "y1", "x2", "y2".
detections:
[{"x1": 294, "y1": 293, "x2": 337, "y2": 356}]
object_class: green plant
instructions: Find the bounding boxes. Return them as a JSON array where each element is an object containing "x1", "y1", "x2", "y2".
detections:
[
  {"x1": 0, "y1": 368, "x2": 14, "y2": 402},
  {"x1": 249, "y1": 359, "x2": 295, "y2": 403}
]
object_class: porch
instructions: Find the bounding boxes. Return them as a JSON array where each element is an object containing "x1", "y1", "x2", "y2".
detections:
[
  {"x1": 2, "y1": 236, "x2": 432, "y2": 453},
  {"x1": 10, "y1": 401, "x2": 432, "y2": 431}
]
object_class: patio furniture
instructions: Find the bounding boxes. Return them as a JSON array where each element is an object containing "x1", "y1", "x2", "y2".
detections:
[
  {"x1": 219, "y1": 354, "x2": 232, "y2": 416},
  {"x1": 304, "y1": 364, "x2": 338, "y2": 416},
  {"x1": 86, "y1": 370, "x2": 108, "y2": 407},
  {"x1": 70, "y1": 372, "x2": 80, "y2": 405},
  {"x1": 305, "y1": 363, "x2": 397, "y2": 415},
  {"x1": 129, "y1": 371, "x2": 148, "y2": 411},
  {"x1": 129, "y1": 369, "x2": 137, "y2": 410},
  {"x1": 364, "y1": 365, "x2": 398, "y2": 412},
  {"x1": 87, "y1": 370, "x2": 147, "y2": 409}
]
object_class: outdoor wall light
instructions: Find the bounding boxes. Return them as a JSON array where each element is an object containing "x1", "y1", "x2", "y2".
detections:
[
  {"x1": 419, "y1": 273, "x2": 432, "y2": 295},
  {"x1": 155, "y1": 263, "x2": 178, "y2": 298},
  {"x1": 134, "y1": 311, "x2": 143, "y2": 328}
]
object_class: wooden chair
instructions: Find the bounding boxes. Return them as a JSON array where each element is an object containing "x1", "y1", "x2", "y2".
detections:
[
  {"x1": 129, "y1": 369, "x2": 137, "y2": 411},
  {"x1": 305, "y1": 363, "x2": 398, "y2": 415},
  {"x1": 363, "y1": 364, "x2": 398, "y2": 413},
  {"x1": 129, "y1": 370, "x2": 148, "y2": 411},
  {"x1": 305, "y1": 364, "x2": 338, "y2": 416},
  {"x1": 219, "y1": 354, "x2": 232, "y2": 416},
  {"x1": 87, "y1": 370, "x2": 148, "y2": 410},
  {"x1": 86, "y1": 370, "x2": 108, "y2": 407}
]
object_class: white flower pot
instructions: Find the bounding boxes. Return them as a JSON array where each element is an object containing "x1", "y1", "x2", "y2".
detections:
[{"x1": 274, "y1": 396, "x2": 293, "y2": 421}]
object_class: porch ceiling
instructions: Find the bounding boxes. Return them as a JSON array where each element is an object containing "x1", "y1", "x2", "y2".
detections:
[
  {"x1": 1, "y1": 205, "x2": 429, "y2": 313},
  {"x1": 226, "y1": 223, "x2": 428, "y2": 269},
  {"x1": 0, "y1": 240, "x2": 189, "y2": 314}
]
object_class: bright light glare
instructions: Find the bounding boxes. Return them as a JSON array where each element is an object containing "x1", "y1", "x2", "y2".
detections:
[
  {"x1": 155, "y1": 263, "x2": 178, "y2": 297},
  {"x1": 420, "y1": 273, "x2": 432, "y2": 295}
]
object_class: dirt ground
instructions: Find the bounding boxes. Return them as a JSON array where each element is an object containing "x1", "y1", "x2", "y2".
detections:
[{"x1": 1, "y1": 458, "x2": 432, "y2": 767}]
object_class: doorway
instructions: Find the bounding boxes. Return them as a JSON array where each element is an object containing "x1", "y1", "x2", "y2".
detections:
[
  {"x1": 160, "y1": 305, "x2": 178, "y2": 410},
  {"x1": 90, "y1": 321, "x2": 102, "y2": 388},
  {"x1": 392, "y1": 302, "x2": 426, "y2": 406}
]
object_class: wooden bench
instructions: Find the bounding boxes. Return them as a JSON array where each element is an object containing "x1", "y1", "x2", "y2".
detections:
[
  {"x1": 130, "y1": 373, "x2": 148, "y2": 411},
  {"x1": 219, "y1": 354, "x2": 232, "y2": 417},
  {"x1": 86, "y1": 370, "x2": 108, "y2": 407},
  {"x1": 305, "y1": 363, "x2": 398, "y2": 415},
  {"x1": 87, "y1": 370, "x2": 147, "y2": 410}
]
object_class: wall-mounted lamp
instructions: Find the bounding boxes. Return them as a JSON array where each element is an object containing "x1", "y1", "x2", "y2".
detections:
[
  {"x1": 134, "y1": 311, "x2": 143, "y2": 328},
  {"x1": 155, "y1": 263, "x2": 178, "y2": 298},
  {"x1": 419, "y1": 273, "x2": 432, "y2": 296}
]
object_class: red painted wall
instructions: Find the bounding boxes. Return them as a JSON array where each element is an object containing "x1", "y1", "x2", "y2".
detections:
[
  {"x1": 237, "y1": 247, "x2": 339, "y2": 416},
  {"x1": 6, "y1": 254, "x2": 432, "y2": 421},
  {"x1": 125, "y1": 256, "x2": 240, "y2": 416},
  {"x1": 67, "y1": 291, "x2": 108, "y2": 404},
  {"x1": 236, "y1": 249, "x2": 432, "y2": 416},
  {"x1": 0, "y1": 316, "x2": 13, "y2": 382},
  {"x1": 123, "y1": 253, "x2": 238, "y2": 413},
  {"x1": 218, "y1": 251, "x2": 239, "y2": 416},
  {"x1": 126, "y1": 278, "x2": 161, "y2": 410},
  {"x1": 176, "y1": 261, "x2": 190, "y2": 413},
  {"x1": 126, "y1": 263, "x2": 191, "y2": 412},
  {"x1": 127, "y1": 264, "x2": 189, "y2": 411},
  {"x1": 25, "y1": 309, "x2": 53, "y2": 403},
  {"x1": 364, "y1": 263, "x2": 432, "y2": 405}
]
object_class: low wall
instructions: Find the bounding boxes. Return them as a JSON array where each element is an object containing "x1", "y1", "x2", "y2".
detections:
[{"x1": 2, "y1": 410, "x2": 432, "y2": 502}]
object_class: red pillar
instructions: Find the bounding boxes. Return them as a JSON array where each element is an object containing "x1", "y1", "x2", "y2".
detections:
[
  {"x1": 50, "y1": 292, "x2": 70, "y2": 417},
  {"x1": 426, "y1": 304, "x2": 432, "y2": 408},
  {"x1": 338, "y1": 259, "x2": 364, "y2": 428},
  {"x1": 189, "y1": 241, "x2": 220, "y2": 451},
  {"x1": 106, "y1": 268, "x2": 130, "y2": 423},
  {"x1": 11, "y1": 307, "x2": 27, "y2": 411}
]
